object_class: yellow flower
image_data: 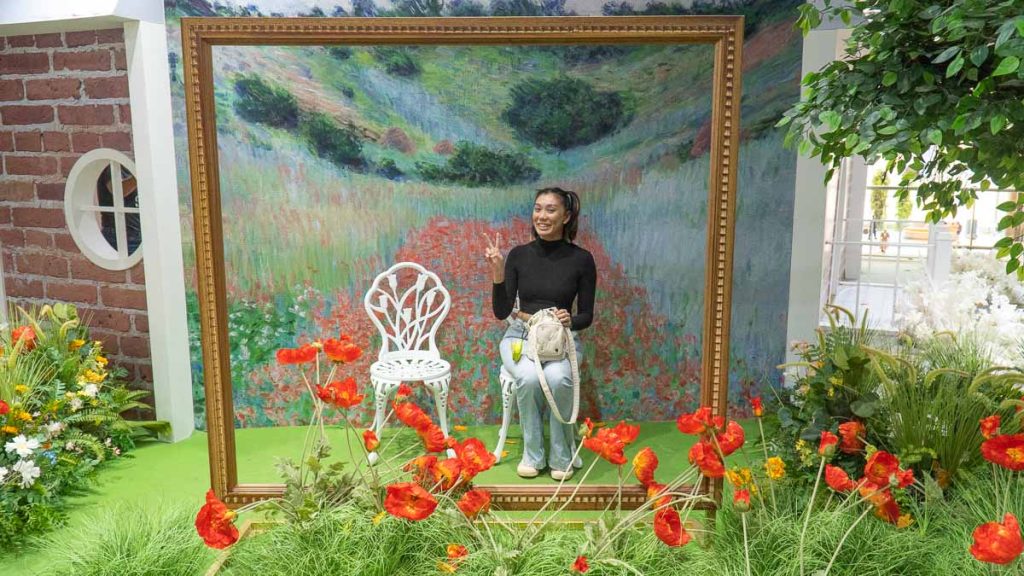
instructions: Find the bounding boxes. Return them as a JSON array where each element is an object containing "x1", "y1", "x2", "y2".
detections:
[
  {"x1": 70, "y1": 339, "x2": 86, "y2": 351},
  {"x1": 726, "y1": 467, "x2": 754, "y2": 488},
  {"x1": 1, "y1": 425, "x2": 18, "y2": 435},
  {"x1": 16, "y1": 411, "x2": 32, "y2": 422},
  {"x1": 828, "y1": 375, "x2": 842, "y2": 387},
  {"x1": 896, "y1": 514, "x2": 914, "y2": 529},
  {"x1": 96, "y1": 355, "x2": 108, "y2": 367},
  {"x1": 827, "y1": 386, "x2": 835, "y2": 398},
  {"x1": 453, "y1": 425, "x2": 468, "y2": 432},
  {"x1": 437, "y1": 561, "x2": 458, "y2": 573},
  {"x1": 372, "y1": 510, "x2": 387, "y2": 525},
  {"x1": 14, "y1": 384, "x2": 29, "y2": 395},
  {"x1": 501, "y1": 451, "x2": 508, "y2": 459},
  {"x1": 765, "y1": 457, "x2": 786, "y2": 480},
  {"x1": 65, "y1": 391, "x2": 76, "y2": 399},
  {"x1": 84, "y1": 369, "x2": 106, "y2": 383}
]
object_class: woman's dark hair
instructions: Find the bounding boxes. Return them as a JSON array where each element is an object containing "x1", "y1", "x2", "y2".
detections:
[{"x1": 532, "y1": 186, "x2": 581, "y2": 242}]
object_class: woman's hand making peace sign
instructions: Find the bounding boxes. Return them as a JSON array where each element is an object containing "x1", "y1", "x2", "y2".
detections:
[{"x1": 484, "y1": 232, "x2": 504, "y2": 283}]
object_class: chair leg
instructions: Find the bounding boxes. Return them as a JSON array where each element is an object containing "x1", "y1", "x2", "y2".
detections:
[
  {"x1": 424, "y1": 375, "x2": 454, "y2": 458},
  {"x1": 370, "y1": 377, "x2": 399, "y2": 465},
  {"x1": 494, "y1": 374, "x2": 515, "y2": 463}
]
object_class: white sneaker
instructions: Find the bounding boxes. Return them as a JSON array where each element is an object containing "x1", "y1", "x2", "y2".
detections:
[
  {"x1": 551, "y1": 467, "x2": 574, "y2": 481},
  {"x1": 517, "y1": 463, "x2": 540, "y2": 478}
]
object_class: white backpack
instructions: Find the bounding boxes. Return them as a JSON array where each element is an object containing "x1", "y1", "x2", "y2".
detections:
[{"x1": 524, "y1": 308, "x2": 580, "y2": 424}]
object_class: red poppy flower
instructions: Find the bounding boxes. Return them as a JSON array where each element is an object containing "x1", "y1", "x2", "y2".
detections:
[
  {"x1": 653, "y1": 507, "x2": 691, "y2": 547},
  {"x1": 715, "y1": 420, "x2": 745, "y2": 456},
  {"x1": 970, "y1": 513, "x2": 1024, "y2": 565},
  {"x1": 405, "y1": 455, "x2": 437, "y2": 482},
  {"x1": 0, "y1": 400, "x2": 8, "y2": 416},
  {"x1": 418, "y1": 423, "x2": 448, "y2": 453},
  {"x1": 610, "y1": 421, "x2": 640, "y2": 445},
  {"x1": 688, "y1": 441, "x2": 725, "y2": 478},
  {"x1": 447, "y1": 544, "x2": 468, "y2": 560},
  {"x1": 11, "y1": 326, "x2": 36, "y2": 351},
  {"x1": 322, "y1": 337, "x2": 362, "y2": 363},
  {"x1": 396, "y1": 383, "x2": 413, "y2": 399},
  {"x1": 363, "y1": 429, "x2": 379, "y2": 453},
  {"x1": 276, "y1": 344, "x2": 318, "y2": 365},
  {"x1": 751, "y1": 396, "x2": 763, "y2": 417},
  {"x1": 895, "y1": 467, "x2": 914, "y2": 489},
  {"x1": 864, "y1": 450, "x2": 901, "y2": 485},
  {"x1": 632, "y1": 447, "x2": 659, "y2": 487},
  {"x1": 315, "y1": 377, "x2": 364, "y2": 409},
  {"x1": 837, "y1": 421, "x2": 865, "y2": 454},
  {"x1": 819, "y1": 430, "x2": 839, "y2": 457},
  {"x1": 980, "y1": 415, "x2": 1001, "y2": 440},
  {"x1": 432, "y1": 458, "x2": 462, "y2": 490},
  {"x1": 581, "y1": 417, "x2": 595, "y2": 438},
  {"x1": 456, "y1": 488, "x2": 491, "y2": 519},
  {"x1": 583, "y1": 428, "x2": 627, "y2": 465},
  {"x1": 394, "y1": 402, "x2": 434, "y2": 432},
  {"x1": 384, "y1": 482, "x2": 438, "y2": 521},
  {"x1": 452, "y1": 437, "x2": 496, "y2": 481},
  {"x1": 733, "y1": 489, "x2": 751, "y2": 512},
  {"x1": 195, "y1": 489, "x2": 239, "y2": 549},
  {"x1": 982, "y1": 434, "x2": 1024, "y2": 471},
  {"x1": 647, "y1": 482, "x2": 672, "y2": 509},
  {"x1": 873, "y1": 491, "x2": 900, "y2": 524},
  {"x1": 571, "y1": 555, "x2": 589, "y2": 573},
  {"x1": 824, "y1": 465, "x2": 857, "y2": 493},
  {"x1": 676, "y1": 406, "x2": 717, "y2": 435}
]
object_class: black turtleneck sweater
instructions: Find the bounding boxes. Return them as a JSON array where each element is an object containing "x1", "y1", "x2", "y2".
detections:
[{"x1": 492, "y1": 238, "x2": 597, "y2": 331}]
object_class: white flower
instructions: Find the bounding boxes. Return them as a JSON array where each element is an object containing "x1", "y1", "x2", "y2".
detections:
[
  {"x1": 70, "y1": 397, "x2": 83, "y2": 412},
  {"x1": 0, "y1": 466, "x2": 8, "y2": 483},
  {"x1": 82, "y1": 383, "x2": 99, "y2": 398},
  {"x1": 13, "y1": 459, "x2": 41, "y2": 488},
  {"x1": 4, "y1": 435, "x2": 40, "y2": 458},
  {"x1": 46, "y1": 422, "x2": 65, "y2": 438}
]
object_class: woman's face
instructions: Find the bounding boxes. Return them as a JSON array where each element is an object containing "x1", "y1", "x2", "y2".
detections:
[{"x1": 533, "y1": 192, "x2": 570, "y2": 241}]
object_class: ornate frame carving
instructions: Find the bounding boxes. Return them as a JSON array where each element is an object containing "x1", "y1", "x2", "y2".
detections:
[{"x1": 181, "y1": 15, "x2": 742, "y2": 511}]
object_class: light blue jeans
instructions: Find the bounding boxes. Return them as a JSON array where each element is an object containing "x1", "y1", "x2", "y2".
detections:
[{"x1": 500, "y1": 318, "x2": 583, "y2": 473}]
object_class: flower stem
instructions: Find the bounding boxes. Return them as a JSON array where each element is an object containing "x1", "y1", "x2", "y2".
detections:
[
  {"x1": 799, "y1": 458, "x2": 826, "y2": 576},
  {"x1": 821, "y1": 506, "x2": 871, "y2": 576},
  {"x1": 757, "y1": 417, "x2": 777, "y2": 510},
  {"x1": 742, "y1": 512, "x2": 752, "y2": 576}
]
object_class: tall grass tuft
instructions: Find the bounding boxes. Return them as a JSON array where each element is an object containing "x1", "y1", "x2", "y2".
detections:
[{"x1": 43, "y1": 501, "x2": 213, "y2": 576}]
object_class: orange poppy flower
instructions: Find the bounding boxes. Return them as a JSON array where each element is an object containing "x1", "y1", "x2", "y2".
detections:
[
  {"x1": 447, "y1": 544, "x2": 468, "y2": 559},
  {"x1": 275, "y1": 344, "x2": 318, "y2": 365},
  {"x1": 456, "y1": 488, "x2": 491, "y2": 519},
  {"x1": 316, "y1": 377, "x2": 364, "y2": 409},
  {"x1": 715, "y1": 420, "x2": 745, "y2": 456},
  {"x1": 895, "y1": 467, "x2": 914, "y2": 489},
  {"x1": 194, "y1": 490, "x2": 239, "y2": 549},
  {"x1": 982, "y1": 434, "x2": 1024, "y2": 471},
  {"x1": 571, "y1": 555, "x2": 589, "y2": 573},
  {"x1": 980, "y1": 415, "x2": 1001, "y2": 440},
  {"x1": 322, "y1": 337, "x2": 362, "y2": 363},
  {"x1": 394, "y1": 402, "x2": 433, "y2": 432},
  {"x1": 688, "y1": 441, "x2": 725, "y2": 478},
  {"x1": 418, "y1": 423, "x2": 448, "y2": 453},
  {"x1": 581, "y1": 417, "x2": 595, "y2": 438},
  {"x1": 11, "y1": 326, "x2": 36, "y2": 351},
  {"x1": 676, "y1": 406, "x2": 718, "y2": 435},
  {"x1": 364, "y1": 429, "x2": 380, "y2": 453},
  {"x1": 751, "y1": 396, "x2": 763, "y2": 417},
  {"x1": 864, "y1": 450, "x2": 901, "y2": 484},
  {"x1": 396, "y1": 383, "x2": 413, "y2": 399},
  {"x1": 733, "y1": 489, "x2": 751, "y2": 512},
  {"x1": 818, "y1": 430, "x2": 839, "y2": 457},
  {"x1": 970, "y1": 513, "x2": 1024, "y2": 565},
  {"x1": 432, "y1": 458, "x2": 463, "y2": 490},
  {"x1": 632, "y1": 447, "x2": 659, "y2": 487},
  {"x1": 653, "y1": 507, "x2": 691, "y2": 547},
  {"x1": 837, "y1": 421, "x2": 865, "y2": 454},
  {"x1": 824, "y1": 464, "x2": 857, "y2": 493},
  {"x1": 405, "y1": 455, "x2": 438, "y2": 482},
  {"x1": 452, "y1": 437, "x2": 496, "y2": 481},
  {"x1": 610, "y1": 421, "x2": 640, "y2": 445},
  {"x1": 873, "y1": 492, "x2": 900, "y2": 524},
  {"x1": 384, "y1": 482, "x2": 438, "y2": 521},
  {"x1": 647, "y1": 482, "x2": 672, "y2": 510},
  {"x1": 583, "y1": 428, "x2": 627, "y2": 465},
  {"x1": 0, "y1": 400, "x2": 8, "y2": 416}
]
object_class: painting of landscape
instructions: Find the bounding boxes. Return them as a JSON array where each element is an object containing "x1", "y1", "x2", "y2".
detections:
[{"x1": 166, "y1": 0, "x2": 803, "y2": 431}]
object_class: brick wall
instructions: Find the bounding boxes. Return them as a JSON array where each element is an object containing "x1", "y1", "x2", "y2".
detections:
[{"x1": 0, "y1": 28, "x2": 153, "y2": 400}]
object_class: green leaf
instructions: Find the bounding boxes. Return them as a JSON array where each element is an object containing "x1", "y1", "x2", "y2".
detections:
[
  {"x1": 927, "y1": 129, "x2": 943, "y2": 145},
  {"x1": 850, "y1": 399, "x2": 878, "y2": 418},
  {"x1": 1007, "y1": 258, "x2": 1020, "y2": 275},
  {"x1": 997, "y1": 201, "x2": 1017, "y2": 212},
  {"x1": 882, "y1": 71, "x2": 898, "y2": 86},
  {"x1": 878, "y1": 125, "x2": 900, "y2": 135},
  {"x1": 840, "y1": 8, "x2": 851, "y2": 25},
  {"x1": 933, "y1": 46, "x2": 961, "y2": 64},
  {"x1": 819, "y1": 110, "x2": 841, "y2": 132},
  {"x1": 993, "y1": 56, "x2": 1020, "y2": 77},
  {"x1": 946, "y1": 55, "x2": 965, "y2": 78},
  {"x1": 1017, "y1": 18, "x2": 1024, "y2": 37},
  {"x1": 1011, "y1": 244, "x2": 1023, "y2": 259},
  {"x1": 970, "y1": 45, "x2": 989, "y2": 67},
  {"x1": 994, "y1": 237, "x2": 1014, "y2": 249},
  {"x1": 991, "y1": 115, "x2": 1008, "y2": 134}
]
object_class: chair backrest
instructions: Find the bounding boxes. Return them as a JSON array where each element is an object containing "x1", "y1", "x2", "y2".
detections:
[{"x1": 363, "y1": 261, "x2": 451, "y2": 359}]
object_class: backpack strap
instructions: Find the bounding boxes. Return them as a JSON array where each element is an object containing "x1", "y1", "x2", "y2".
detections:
[{"x1": 530, "y1": 323, "x2": 580, "y2": 425}]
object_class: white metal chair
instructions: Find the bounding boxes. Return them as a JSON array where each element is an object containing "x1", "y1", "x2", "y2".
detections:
[
  {"x1": 364, "y1": 262, "x2": 452, "y2": 463},
  {"x1": 495, "y1": 365, "x2": 516, "y2": 463}
]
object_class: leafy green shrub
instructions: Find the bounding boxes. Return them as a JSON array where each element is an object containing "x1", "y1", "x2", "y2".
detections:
[
  {"x1": 326, "y1": 46, "x2": 352, "y2": 61},
  {"x1": 232, "y1": 73, "x2": 300, "y2": 129},
  {"x1": 371, "y1": 46, "x2": 420, "y2": 77},
  {"x1": 300, "y1": 112, "x2": 365, "y2": 169},
  {"x1": 502, "y1": 76, "x2": 633, "y2": 150},
  {"x1": 0, "y1": 304, "x2": 164, "y2": 550},
  {"x1": 417, "y1": 141, "x2": 540, "y2": 186}
]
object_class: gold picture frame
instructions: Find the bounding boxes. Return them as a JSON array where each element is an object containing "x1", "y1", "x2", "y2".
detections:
[{"x1": 181, "y1": 15, "x2": 743, "y2": 511}]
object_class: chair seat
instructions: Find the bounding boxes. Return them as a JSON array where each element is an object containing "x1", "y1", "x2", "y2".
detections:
[{"x1": 370, "y1": 353, "x2": 451, "y2": 382}]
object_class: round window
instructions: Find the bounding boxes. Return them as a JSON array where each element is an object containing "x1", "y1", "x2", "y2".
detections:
[{"x1": 64, "y1": 149, "x2": 143, "y2": 270}]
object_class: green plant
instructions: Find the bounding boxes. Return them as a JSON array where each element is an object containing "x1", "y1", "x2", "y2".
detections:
[
  {"x1": 371, "y1": 46, "x2": 420, "y2": 76},
  {"x1": 232, "y1": 73, "x2": 300, "y2": 129},
  {"x1": 870, "y1": 171, "x2": 887, "y2": 222},
  {"x1": 300, "y1": 111, "x2": 365, "y2": 169},
  {"x1": 781, "y1": 0, "x2": 1024, "y2": 276},
  {"x1": 417, "y1": 141, "x2": 540, "y2": 186},
  {"x1": 502, "y1": 76, "x2": 633, "y2": 150}
]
